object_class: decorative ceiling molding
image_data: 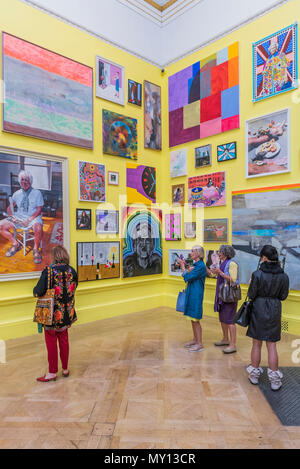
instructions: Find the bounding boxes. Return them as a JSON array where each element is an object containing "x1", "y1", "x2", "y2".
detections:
[{"x1": 118, "y1": 0, "x2": 204, "y2": 26}]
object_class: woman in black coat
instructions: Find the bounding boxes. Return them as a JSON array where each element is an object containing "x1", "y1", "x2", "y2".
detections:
[{"x1": 246, "y1": 245, "x2": 289, "y2": 391}]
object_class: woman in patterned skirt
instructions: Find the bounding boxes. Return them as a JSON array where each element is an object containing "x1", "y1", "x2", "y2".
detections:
[{"x1": 34, "y1": 246, "x2": 78, "y2": 382}]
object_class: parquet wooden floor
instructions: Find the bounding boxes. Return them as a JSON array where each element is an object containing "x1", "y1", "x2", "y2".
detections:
[{"x1": 1, "y1": 307, "x2": 300, "y2": 449}]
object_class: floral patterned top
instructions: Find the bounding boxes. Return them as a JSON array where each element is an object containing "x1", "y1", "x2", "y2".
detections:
[{"x1": 33, "y1": 263, "x2": 78, "y2": 329}]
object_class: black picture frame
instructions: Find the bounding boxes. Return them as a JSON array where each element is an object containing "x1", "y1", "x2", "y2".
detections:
[{"x1": 76, "y1": 208, "x2": 91, "y2": 230}]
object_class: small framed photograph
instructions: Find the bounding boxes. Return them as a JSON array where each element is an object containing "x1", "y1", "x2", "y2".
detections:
[
  {"x1": 108, "y1": 171, "x2": 119, "y2": 186},
  {"x1": 76, "y1": 209, "x2": 91, "y2": 230},
  {"x1": 217, "y1": 142, "x2": 237, "y2": 162},
  {"x1": 128, "y1": 79, "x2": 142, "y2": 106},
  {"x1": 96, "y1": 210, "x2": 119, "y2": 234},
  {"x1": 195, "y1": 144, "x2": 211, "y2": 168}
]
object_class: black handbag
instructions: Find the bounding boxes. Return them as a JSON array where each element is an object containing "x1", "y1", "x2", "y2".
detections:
[
  {"x1": 219, "y1": 280, "x2": 241, "y2": 303},
  {"x1": 234, "y1": 296, "x2": 252, "y2": 327}
]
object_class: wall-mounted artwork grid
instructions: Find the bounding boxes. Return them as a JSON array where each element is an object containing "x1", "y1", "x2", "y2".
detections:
[
  {"x1": 77, "y1": 242, "x2": 120, "y2": 282},
  {"x1": 169, "y1": 42, "x2": 239, "y2": 147},
  {"x1": 2, "y1": 33, "x2": 93, "y2": 149}
]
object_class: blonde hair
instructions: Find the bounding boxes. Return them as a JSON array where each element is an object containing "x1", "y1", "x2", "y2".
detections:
[
  {"x1": 52, "y1": 246, "x2": 70, "y2": 265},
  {"x1": 192, "y1": 245, "x2": 204, "y2": 259}
]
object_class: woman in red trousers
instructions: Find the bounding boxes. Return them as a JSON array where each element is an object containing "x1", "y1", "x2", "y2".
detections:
[{"x1": 34, "y1": 246, "x2": 78, "y2": 382}]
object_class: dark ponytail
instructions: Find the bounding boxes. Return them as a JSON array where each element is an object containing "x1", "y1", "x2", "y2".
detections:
[{"x1": 260, "y1": 245, "x2": 279, "y2": 262}]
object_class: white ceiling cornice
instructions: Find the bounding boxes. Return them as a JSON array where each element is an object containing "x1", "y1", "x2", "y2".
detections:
[{"x1": 18, "y1": 0, "x2": 292, "y2": 68}]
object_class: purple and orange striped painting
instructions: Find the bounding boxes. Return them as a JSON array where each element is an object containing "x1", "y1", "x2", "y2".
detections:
[{"x1": 2, "y1": 33, "x2": 93, "y2": 148}]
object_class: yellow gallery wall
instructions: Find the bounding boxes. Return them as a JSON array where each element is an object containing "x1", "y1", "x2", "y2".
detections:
[{"x1": 0, "y1": 0, "x2": 300, "y2": 340}]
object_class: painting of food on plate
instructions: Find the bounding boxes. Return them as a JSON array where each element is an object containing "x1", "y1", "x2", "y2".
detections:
[{"x1": 246, "y1": 109, "x2": 290, "y2": 178}]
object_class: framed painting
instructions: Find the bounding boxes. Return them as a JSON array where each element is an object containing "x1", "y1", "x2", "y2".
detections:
[
  {"x1": 184, "y1": 222, "x2": 196, "y2": 239},
  {"x1": 96, "y1": 210, "x2": 119, "y2": 234},
  {"x1": 217, "y1": 142, "x2": 236, "y2": 162},
  {"x1": 205, "y1": 250, "x2": 220, "y2": 279},
  {"x1": 144, "y1": 80, "x2": 162, "y2": 150},
  {"x1": 128, "y1": 79, "x2": 142, "y2": 106},
  {"x1": 122, "y1": 207, "x2": 162, "y2": 278},
  {"x1": 2, "y1": 32, "x2": 93, "y2": 149},
  {"x1": 108, "y1": 171, "x2": 119, "y2": 186},
  {"x1": 76, "y1": 209, "x2": 91, "y2": 230},
  {"x1": 172, "y1": 183, "x2": 185, "y2": 206},
  {"x1": 170, "y1": 148, "x2": 187, "y2": 178},
  {"x1": 77, "y1": 242, "x2": 120, "y2": 282},
  {"x1": 0, "y1": 146, "x2": 69, "y2": 281},
  {"x1": 232, "y1": 184, "x2": 300, "y2": 290},
  {"x1": 188, "y1": 171, "x2": 226, "y2": 208},
  {"x1": 165, "y1": 214, "x2": 181, "y2": 241},
  {"x1": 103, "y1": 109, "x2": 137, "y2": 160},
  {"x1": 203, "y1": 218, "x2": 228, "y2": 243},
  {"x1": 78, "y1": 161, "x2": 105, "y2": 202},
  {"x1": 127, "y1": 164, "x2": 156, "y2": 205},
  {"x1": 195, "y1": 145, "x2": 211, "y2": 168},
  {"x1": 169, "y1": 41, "x2": 239, "y2": 147},
  {"x1": 253, "y1": 23, "x2": 298, "y2": 102},
  {"x1": 169, "y1": 249, "x2": 193, "y2": 277},
  {"x1": 95, "y1": 55, "x2": 125, "y2": 105},
  {"x1": 246, "y1": 108, "x2": 290, "y2": 178}
]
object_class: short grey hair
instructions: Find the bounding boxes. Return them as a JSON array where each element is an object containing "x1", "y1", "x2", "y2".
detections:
[
  {"x1": 18, "y1": 170, "x2": 33, "y2": 185},
  {"x1": 218, "y1": 245, "x2": 235, "y2": 259},
  {"x1": 192, "y1": 245, "x2": 204, "y2": 259}
]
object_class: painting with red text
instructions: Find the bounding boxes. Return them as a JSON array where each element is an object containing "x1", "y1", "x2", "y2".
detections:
[{"x1": 188, "y1": 172, "x2": 226, "y2": 208}]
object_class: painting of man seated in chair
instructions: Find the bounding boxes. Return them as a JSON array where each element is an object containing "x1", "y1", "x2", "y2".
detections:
[{"x1": 0, "y1": 150, "x2": 66, "y2": 279}]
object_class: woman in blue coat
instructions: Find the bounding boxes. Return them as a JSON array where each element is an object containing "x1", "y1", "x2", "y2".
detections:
[{"x1": 178, "y1": 246, "x2": 207, "y2": 352}]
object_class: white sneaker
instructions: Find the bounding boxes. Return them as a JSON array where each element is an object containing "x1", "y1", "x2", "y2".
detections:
[
  {"x1": 267, "y1": 368, "x2": 283, "y2": 391},
  {"x1": 246, "y1": 365, "x2": 263, "y2": 385}
]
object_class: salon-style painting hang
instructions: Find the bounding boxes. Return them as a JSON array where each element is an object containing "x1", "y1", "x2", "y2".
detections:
[
  {"x1": 127, "y1": 164, "x2": 156, "y2": 205},
  {"x1": 144, "y1": 81, "x2": 162, "y2": 150},
  {"x1": 2, "y1": 33, "x2": 93, "y2": 149},
  {"x1": 253, "y1": 23, "x2": 298, "y2": 102},
  {"x1": 103, "y1": 110, "x2": 137, "y2": 160},
  {"x1": 169, "y1": 42, "x2": 239, "y2": 147},
  {"x1": 95, "y1": 56, "x2": 125, "y2": 105}
]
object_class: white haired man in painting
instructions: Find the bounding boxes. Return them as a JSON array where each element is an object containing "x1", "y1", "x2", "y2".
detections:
[{"x1": 0, "y1": 169, "x2": 44, "y2": 264}]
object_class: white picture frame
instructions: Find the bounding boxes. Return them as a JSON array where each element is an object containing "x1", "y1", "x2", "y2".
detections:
[
  {"x1": 95, "y1": 55, "x2": 125, "y2": 106},
  {"x1": 245, "y1": 108, "x2": 290, "y2": 179}
]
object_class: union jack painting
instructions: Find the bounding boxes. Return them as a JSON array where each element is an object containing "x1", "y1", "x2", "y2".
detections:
[{"x1": 253, "y1": 23, "x2": 298, "y2": 102}]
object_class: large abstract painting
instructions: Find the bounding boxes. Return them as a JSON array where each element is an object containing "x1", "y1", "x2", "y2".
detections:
[
  {"x1": 103, "y1": 110, "x2": 137, "y2": 160},
  {"x1": 253, "y1": 23, "x2": 298, "y2": 102},
  {"x1": 144, "y1": 81, "x2": 162, "y2": 150},
  {"x1": 246, "y1": 109, "x2": 290, "y2": 178},
  {"x1": 232, "y1": 184, "x2": 300, "y2": 290},
  {"x1": 78, "y1": 161, "x2": 105, "y2": 202},
  {"x1": 122, "y1": 207, "x2": 162, "y2": 278},
  {"x1": 96, "y1": 56, "x2": 125, "y2": 105},
  {"x1": 77, "y1": 242, "x2": 120, "y2": 282},
  {"x1": 2, "y1": 33, "x2": 93, "y2": 149},
  {"x1": 188, "y1": 171, "x2": 226, "y2": 208},
  {"x1": 0, "y1": 148, "x2": 68, "y2": 281},
  {"x1": 168, "y1": 42, "x2": 239, "y2": 147},
  {"x1": 127, "y1": 164, "x2": 156, "y2": 205}
]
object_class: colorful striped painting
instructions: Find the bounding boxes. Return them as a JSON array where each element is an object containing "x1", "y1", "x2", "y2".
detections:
[
  {"x1": 165, "y1": 214, "x2": 181, "y2": 241},
  {"x1": 2, "y1": 33, "x2": 93, "y2": 148},
  {"x1": 217, "y1": 142, "x2": 236, "y2": 161}
]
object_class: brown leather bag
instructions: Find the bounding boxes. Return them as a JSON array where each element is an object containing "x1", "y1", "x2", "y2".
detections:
[
  {"x1": 219, "y1": 280, "x2": 241, "y2": 303},
  {"x1": 33, "y1": 267, "x2": 54, "y2": 326}
]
